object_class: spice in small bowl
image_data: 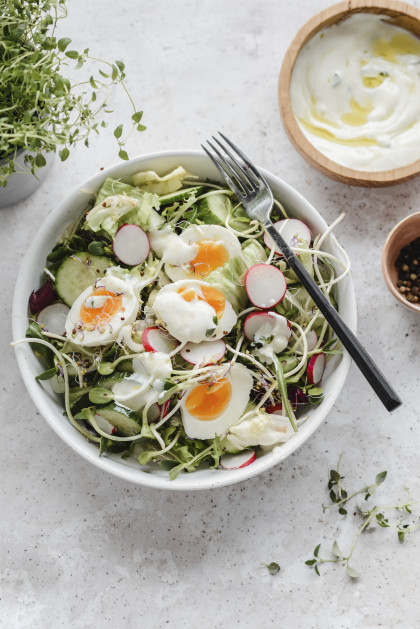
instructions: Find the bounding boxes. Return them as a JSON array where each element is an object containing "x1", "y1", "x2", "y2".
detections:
[
  {"x1": 395, "y1": 238, "x2": 420, "y2": 305},
  {"x1": 382, "y1": 212, "x2": 420, "y2": 312}
]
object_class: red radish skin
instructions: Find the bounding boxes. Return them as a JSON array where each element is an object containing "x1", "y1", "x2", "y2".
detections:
[
  {"x1": 243, "y1": 311, "x2": 278, "y2": 341},
  {"x1": 220, "y1": 450, "x2": 256, "y2": 470},
  {"x1": 307, "y1": 353, "x2": 326, "y2": 385},
  {"x1": 29, "y1": 279, "x2": 56, "y2": 314},
  {"x1": 263, "y1": 219, "x2": 311, "y2": 255},
  {"x1": 180, "y1": 339, "x2": 226, "y2": 365},
  {"x1": 36, "y1": 302, "x2": 70, "y2": 336},
  {"x1": 112, "y1": 223, "x2": 150, "y2": 266},
  {"x1": 244, "y1": 264, "x2": 287, "y2": 309},
  {"x1": 160, "y1": 400, "x2": 170, "y2": 419},
  {"x1": 266, "y1": 403, "x2": 283, "y2": 415},
  {"x1": 142, "y1": 326, "x2": 179, "y2": 354}
]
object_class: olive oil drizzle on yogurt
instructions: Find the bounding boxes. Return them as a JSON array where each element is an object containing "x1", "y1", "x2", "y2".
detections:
[{"x1": 290, "y1": 14, "x2": 420, "y2": 171}]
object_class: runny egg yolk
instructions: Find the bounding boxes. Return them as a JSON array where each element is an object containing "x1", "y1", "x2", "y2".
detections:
[
  {"x1": 188, "y1": 240, "x2": 229, "y2": 278},
  {"x1": 185, "y1": 378, "x2": 232, "y2": 420},
  {"x1": 80, "y1": 287, "x2": 123, "y2": 326},
  {"x1": 177, "y1": 284, "x2": 225, "y2": 319}
]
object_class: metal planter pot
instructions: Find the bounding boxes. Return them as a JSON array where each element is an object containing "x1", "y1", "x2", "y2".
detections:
[{"x1": 0, "y1": 149, "x2": 54, "y2": 209}]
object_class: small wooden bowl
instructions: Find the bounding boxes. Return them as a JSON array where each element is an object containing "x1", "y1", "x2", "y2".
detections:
[
  {"x1": 382, "y1": 212, "x2": 420, "y2": 312},
  {"x1": 279, "y1": 0, "x2": 420, "y2": 187}
]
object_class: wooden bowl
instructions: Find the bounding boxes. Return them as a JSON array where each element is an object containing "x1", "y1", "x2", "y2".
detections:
[
  {"x1": 279, "y1": 0, "x2": 420, "y2": 187},
  {"x1": 382, "y1": 212, "x2": 420, "y2": 312}
]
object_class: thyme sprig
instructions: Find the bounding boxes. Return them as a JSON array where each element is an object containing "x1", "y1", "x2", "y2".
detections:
[
  {"x1": 0, "y1": 0, "x2": 145, "y2": 185},
  {"x1": 306, "y1": 456, "x2": 420, "y2": 578}
]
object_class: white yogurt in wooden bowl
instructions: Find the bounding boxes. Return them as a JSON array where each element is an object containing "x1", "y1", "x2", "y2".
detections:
[
  {"x1": 290, "y1": 13, "x2": 420, "y2": 171},
  {"x1": 279, "y1": 1, "x2": 420, "y2": 186}
]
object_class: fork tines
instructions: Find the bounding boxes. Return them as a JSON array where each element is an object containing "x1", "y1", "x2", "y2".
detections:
[{"x1": 202, "y1": 132, "x2": 261, "y2": 199}]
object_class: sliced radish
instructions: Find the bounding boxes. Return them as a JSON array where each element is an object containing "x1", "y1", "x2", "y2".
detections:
[
  {"x1": 307, "y1": 353, "x2": 326, "y2": 385},
  {"x1": 142, "y1": 326, "x2": 179, "y2": 354},
  {"x1": 180, "y1": 339, "x2": 226, "y2": 365},
  {"x1": 220, "y1": 449, "x2": 256, "y2": 470},
  {"x1": 306, "y1": 329, "x2": 318, "y2": 352},
  {"x1": 292, "y1": 329, "x2": 318, "y2": 352},
  {"x1": 244, "y1": 311, "x2": 276, "y2": 340},
  {"x1": 244, "y1": 264, "x2": 287, "y2": 309},
  {"x1": 36, "y1": 302, "x2": 70, "y2": 336},
  {"x1": 263, "y1": 219, "x2": 311, "y2": 255},
  {"x1": 243, "y1": 311, "x2": 289, "y2": 341},
  {"x1": 112, "y1": 223, "x2": 150, "y2": 266},
  {"x1": 95, "y1": 413, "x2": 116, "y2": 435},
  {"x1": 148, "y1": 400, "x2": 170, "y2": 422},
  {"x1": 29, "y1": 279, "x2": 56, "y2": 314}
]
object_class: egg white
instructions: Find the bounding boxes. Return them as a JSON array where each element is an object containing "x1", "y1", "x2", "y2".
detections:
[
  {"x1": 111, "y1": 352, "x2": 172, "y2": 412},
  {"x1": 65, "y1": 275, "x2": 139, "y2": 347},
  {"x1": 152, "y1": 279, "x2": 237, "y2": 343},
  {"x1": 163, "y1": 225, "x2": 242, "y2": 282},
  {"x1": 181, "y1": 364, "x2": 253, "y2": 440}
]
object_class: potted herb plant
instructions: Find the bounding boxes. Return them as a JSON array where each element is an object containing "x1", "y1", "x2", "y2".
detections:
[{"x1": 0, "y1": 0, "x2": 145, "y2": 207}]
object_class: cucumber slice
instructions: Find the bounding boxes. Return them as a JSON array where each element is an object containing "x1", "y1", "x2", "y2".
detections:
[
  {"x1": 55, "y1": 252, "x2": 112, "y2": 307},
  {"x1": 197, "y1": 194, "x2": 250, "y2": 231},
  {"x1": 97, "y1": 403, "x2": 142, "y2": 436},
  {"x1": 198, "y1": 194, "x2": 231, "y2": 224},
  {"x1": 158, "y1": 186, "x2": 204, "y2": 205}
]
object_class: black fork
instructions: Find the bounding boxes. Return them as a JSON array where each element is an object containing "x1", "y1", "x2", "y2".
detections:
[{"x1": 202, "y1": 132, "x2": 402, "y2": 412}]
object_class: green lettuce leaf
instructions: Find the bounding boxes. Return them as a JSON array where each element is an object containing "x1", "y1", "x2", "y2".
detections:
[
  {"x1": 242, "y1": 239, "x2": 267, "y2": 265},
  {"x1": 86, "y1": 178, "x2": 163, "y2": 237},
  {"x1": 131, "y1": 166, "x2": 193, "y2": 195},
  {"x1": 206, "y1": 256, "x2": 248, "y2": 312}
]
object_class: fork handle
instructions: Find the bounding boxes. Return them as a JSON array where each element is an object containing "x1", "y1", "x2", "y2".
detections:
[{"x1": 264, "y1": 222, "x2": 402, "y2": 412}]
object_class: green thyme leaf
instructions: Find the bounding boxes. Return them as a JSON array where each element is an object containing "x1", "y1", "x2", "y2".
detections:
[
  {"x1": 58, "y1": 37, "x2": 71, "y2": 52},
  {"x1": 65, "y1": 50, "x2": 78, "y2": 59},
  {"x1": 346, "y1": 565, "x2": 360, "y2": 579},
  {"x1": 114, "y1": 124, "x2": 123, "y2": 139},
  {"x1": 59, "y1": 148, "x2": 70, "y2": 161},
  {"x1": 262, "y1": 562, "x2": 280, "y2": 575},
  {"x1": 376, "y1": 471, "x2": 387, "y2": 485},
  {"x1": 132, "y1": 111, "x2": 144, "y2": 123},
  {"x1": 332, "y1": 540, "x2": 343, "y2": 558}
]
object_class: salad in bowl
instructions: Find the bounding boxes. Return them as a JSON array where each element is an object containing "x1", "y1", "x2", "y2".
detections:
[{"x1": 12, "y1": 152, "x2": 356, "y2": 490}]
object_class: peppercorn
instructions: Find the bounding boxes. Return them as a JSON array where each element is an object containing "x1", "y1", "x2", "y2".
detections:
[{"x1": 395, "y1": 237, "x2": 420, "y2": 305}]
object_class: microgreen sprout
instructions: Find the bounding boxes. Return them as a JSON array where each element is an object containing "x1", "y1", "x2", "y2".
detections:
[{"x1": 306, "y1": 455, "x2": 420, "y2": 579}]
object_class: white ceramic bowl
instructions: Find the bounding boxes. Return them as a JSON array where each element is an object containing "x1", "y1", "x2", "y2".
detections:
[{"x1": 12, "y1": 150, "x2": 357, "y2": 490}]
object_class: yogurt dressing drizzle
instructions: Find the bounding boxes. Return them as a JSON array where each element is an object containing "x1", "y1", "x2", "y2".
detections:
[{"x1": 290, "y1": 13, "x2": 420, "y2": 171}]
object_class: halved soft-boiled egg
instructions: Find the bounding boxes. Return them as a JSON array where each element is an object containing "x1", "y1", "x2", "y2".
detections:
[
  {"x1": 163, "y1": 225, "x2": 242, "y2": 282},
  {"x1": 181, "y1": 364, "x2": 253, "y2": 439},
  {"x1": 152, "y1": 279, "x2": 237, "y2": 343},
  {"x1": 65, "y1": 276, "x2": 139, "y2": 346}
]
